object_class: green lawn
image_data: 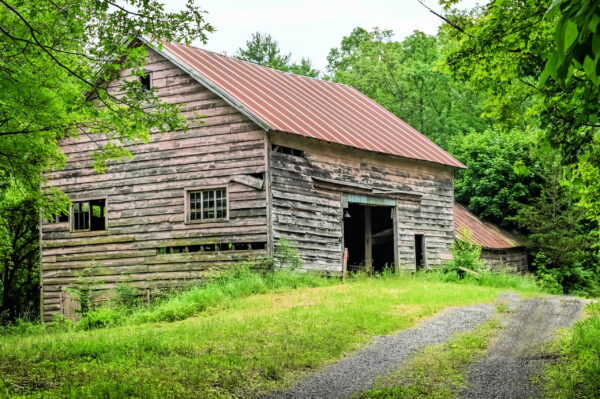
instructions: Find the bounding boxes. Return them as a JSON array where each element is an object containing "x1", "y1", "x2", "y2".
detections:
[{"x1": 0, "y1": 271, "x2": 541, "y2": 398}]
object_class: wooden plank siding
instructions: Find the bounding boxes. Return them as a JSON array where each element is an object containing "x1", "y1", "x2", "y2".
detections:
[
  {"x1": 41, "y1": 49, "x2": 269, "y2": 321},
  {"x1": 269, "y1": 132, "x2": 455, "y2": 274}
]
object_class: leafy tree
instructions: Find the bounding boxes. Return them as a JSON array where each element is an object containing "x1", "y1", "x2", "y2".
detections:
[
  {"x1": 0, "y1": 0, "x2": 212, "y2": 321},
  {"x1": 0, "y1": 190, "x2": 41, "y2": 322},
  {"x1": 235, "y1": 32, "x2": 320, "y2": 77},
  {"x1": 448, "y1": 129, "x2": 544, "y2": 229},
  {"x1": 513, "y1": 154, "x2": 599, "y2": 295},
  {"x1": 326, "y1": 27, "x2": 487, "y2": 147},
  {"x1": 438, "y1": 0, "x2": 600, "y2": 227}
]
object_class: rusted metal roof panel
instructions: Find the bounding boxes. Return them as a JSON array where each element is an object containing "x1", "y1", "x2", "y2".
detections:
[
  {"x1": 454, "y1": 203, "x2": 524, "y2": 249},
  {"x1": 149, "y1": 39, "x2": 465, "y2": 169}
]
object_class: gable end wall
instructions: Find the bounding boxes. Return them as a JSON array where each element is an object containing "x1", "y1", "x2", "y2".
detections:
[{"x1": 40, "y1": 48, "x2": 269, "y2": 321}]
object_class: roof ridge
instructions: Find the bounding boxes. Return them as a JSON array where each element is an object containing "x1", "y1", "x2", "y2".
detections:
[{"x1": 177, "y1": 41, "x2": 355, "y2": 89}]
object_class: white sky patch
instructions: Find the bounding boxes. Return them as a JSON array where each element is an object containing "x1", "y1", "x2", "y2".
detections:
[{"x1": 165, "y1": 0, "x2": 481, "y2": 71}]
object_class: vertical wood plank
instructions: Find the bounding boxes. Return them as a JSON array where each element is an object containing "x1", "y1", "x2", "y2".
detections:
[{"x1": 364, "y1": 206, "x2": 372, "y2": 272}]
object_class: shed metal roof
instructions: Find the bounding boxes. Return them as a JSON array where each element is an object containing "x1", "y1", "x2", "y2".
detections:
[
  {"x1": 144, "y1": 39, "x2": 465, "y2": 169},
  {"x1": 454, "y1": 203, "x2": 524, "y2": 249}
]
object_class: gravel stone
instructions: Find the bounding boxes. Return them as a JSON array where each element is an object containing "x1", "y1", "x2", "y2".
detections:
[
  {"x1": 460, "y1": 295, "x2": 586, "y2": 399},
  {"x1": 272, "y1": 303, "x2": 496, "y2": 399}
]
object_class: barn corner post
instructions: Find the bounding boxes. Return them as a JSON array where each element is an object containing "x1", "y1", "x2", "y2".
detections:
[{"x1": 264, "y1": 130, "x2": 274, "y2": 259}]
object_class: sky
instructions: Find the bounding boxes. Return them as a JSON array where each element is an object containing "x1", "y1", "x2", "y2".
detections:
[{"x1": 167, "y1": 0, "x2": 480, "y2": 71}]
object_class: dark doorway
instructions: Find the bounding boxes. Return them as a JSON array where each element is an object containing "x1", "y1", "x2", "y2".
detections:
[
  {"x1": 343, "y1": 203, "x2": 395, "y2": 273},
  {"x1": 415, "y1": 234, "x2": 425, "y2": 270},
  {"x1": 343, "y1": 203, "x2": 365, "y2": 269},
  {"x1": 371, "y1": 206, "x2": 395, "y2": 271}
]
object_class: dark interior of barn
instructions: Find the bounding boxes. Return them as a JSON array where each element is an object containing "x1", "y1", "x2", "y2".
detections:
[{"x1": 343, "y1": 203, "x2": 394, "y2": 272}]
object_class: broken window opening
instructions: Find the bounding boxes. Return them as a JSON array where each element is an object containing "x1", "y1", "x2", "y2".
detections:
[
  {"x1": 47, "y1": 213, "x2": 69, "y2": 224},
  {"x1": 72, "y1": 199, "x2": 106, "y2": 232},
  {"x1": 271, "y1": 144, "x2": 305, "y2": 158},
  {"x1": 140, "y1": 73, "x2": 151, "y2": 91},
  {"x1": 157, "y1": 242, "x2": 266, "y2": 255}
]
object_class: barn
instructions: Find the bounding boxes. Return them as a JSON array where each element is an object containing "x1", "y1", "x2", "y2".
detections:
[
  {"x1": 454, "y1": 203, "x2": 528, "y2": 273},
  {"x1": 40, "y1": 38, "x2": 465, "y2": 320}
]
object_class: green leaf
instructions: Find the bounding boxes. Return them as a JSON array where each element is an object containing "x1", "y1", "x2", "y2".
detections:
[{"x1": 564, "y1": 19, "x2": 579, "y2": 49}]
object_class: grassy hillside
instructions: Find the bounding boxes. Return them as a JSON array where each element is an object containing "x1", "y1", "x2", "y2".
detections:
[{"x1": 0, "y1": 269, "x2": 541, "y2": 398}]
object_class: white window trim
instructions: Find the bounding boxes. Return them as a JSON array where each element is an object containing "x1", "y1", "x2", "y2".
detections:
[{"x1": 184, "y1": 186, "x2": 229, "y2": 224}]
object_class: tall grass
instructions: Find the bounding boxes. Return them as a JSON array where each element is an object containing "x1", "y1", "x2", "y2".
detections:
[
  {"x1": 0, "y1": 268, "x2": 543, "y2": 398},
  {"x1": 1, "y1": 266, "x2": 544, "y2": 336},
  {"x1": 543, "y1": 302, "x2": 600, "y2": 398},
  {"x1": 403, "y1": 268, "x2": 542, "y2": 293}
]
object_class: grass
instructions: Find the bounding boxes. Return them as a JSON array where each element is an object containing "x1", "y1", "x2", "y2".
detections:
[
  {"x1": 541, "y1": 301, "x2": 600, "y2": 399},
  {"x1": 358, "y1": 307, "x2": 504, "y2": 399},
  {"x1": 0, "y1": 268, "x2": 542, "y2": 398}
]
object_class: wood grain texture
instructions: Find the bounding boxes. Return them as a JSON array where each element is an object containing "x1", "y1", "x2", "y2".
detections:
[{"x1": 41, "y1": 49, "x2": 268, "y2": 321}]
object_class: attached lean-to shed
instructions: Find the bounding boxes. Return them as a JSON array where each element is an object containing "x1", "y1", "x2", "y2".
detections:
[
  {"x1": 40, "y1": 38, "x2": 466, "y2": 320},
  {"x1": 453, "y1": 203, "x2": 528, "y2": 273}
]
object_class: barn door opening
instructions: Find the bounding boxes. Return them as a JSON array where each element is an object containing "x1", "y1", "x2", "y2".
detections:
[
  {"x1": 415, "y1": 234, "x2": 426, "y2": 270},
  {"x1": 343, "y1": 203, "x2": 395, "y2": 273}
]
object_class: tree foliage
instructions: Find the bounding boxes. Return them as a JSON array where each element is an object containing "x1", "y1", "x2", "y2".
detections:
[
  {"x1": 448, "y1": 129, "x2": 544, "y2": 229},
  {"x1": 235, "y1": 32, "x2": 320, "y2": 77},
  {"x1": 439, "y1": 0, "x2": 600, "y2": 226},
  {"x1": 326, "y1": 27, "x2": 488, "y2": 147},
  {"x1": 513, "y1": 154, "x2": 599, "y2": 295},
  {"x1": 0, "y1": 0, "x2": 212, "y2": 321}
]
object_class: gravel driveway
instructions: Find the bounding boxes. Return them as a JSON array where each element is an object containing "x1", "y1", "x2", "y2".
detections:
[
  {"x1": 272, "y1": 294, "x2": 587, "y2": 399},
  {"x1": 460, "y1": 294, "x2": 586, "y2": 399},
  {"x1": 272, "y1": 303, "x2": 496, "y2": 399}
]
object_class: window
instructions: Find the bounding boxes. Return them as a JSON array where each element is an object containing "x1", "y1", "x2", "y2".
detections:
[
  {"x1": 140, "y1": 73, "x2": 151, "y2": 91},
  {"x1": 72, "y1": 199, "x2": 106, "y2": 231},
  {"x1": 272, "y1": 144, "x2": 304, "y2": 158},
  {"x1": 47, "y1": 213, "x2": 69, "y2": 224},
  {"x1": 188, "y1": 188, "x2": 227, "y2": 221}
]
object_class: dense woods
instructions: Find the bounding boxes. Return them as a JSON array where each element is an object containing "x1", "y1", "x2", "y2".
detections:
[{"x1": 2, "y1": 0, "x2": 600, "y2": 322}]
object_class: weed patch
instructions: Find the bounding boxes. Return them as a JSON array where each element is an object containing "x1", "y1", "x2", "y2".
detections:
[{"x1": 541, "y1": 302, "x2": 600, "y2": 398}]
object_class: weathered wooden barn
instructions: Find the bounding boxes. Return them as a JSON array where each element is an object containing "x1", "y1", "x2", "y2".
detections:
[
  {"x1": 454, "y1": 203, "x2": 528, "y2": 273},
  {"x1": 40, "y1": 39, "x2": 465, "y2": 320}
]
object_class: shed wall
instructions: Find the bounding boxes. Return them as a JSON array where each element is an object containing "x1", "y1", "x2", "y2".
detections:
[
  {"x1": 41, "y1": 49, "x2": 268, "y2": 321},
  {"x1": 481, "y1": 248, "x2": 528, "y2": 274}
]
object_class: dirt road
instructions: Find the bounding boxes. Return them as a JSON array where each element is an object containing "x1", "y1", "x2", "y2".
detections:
[{"x1": 460, "y1": 294, "x2": 586, "y2": 399}]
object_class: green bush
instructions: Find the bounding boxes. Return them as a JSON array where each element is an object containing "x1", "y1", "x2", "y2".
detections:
[
  {"x1": 113, "y1": 282, "x2": 140, "y2": 308},
  {"x1": 273, "y1": 238, "x2": 302, "y2": 270},
  {"x1": 443, "y1": 228, "x2": 483, "y2": 278},
  {"x1": 66, "y1": 264, "x2": 103, "y2": 316}
]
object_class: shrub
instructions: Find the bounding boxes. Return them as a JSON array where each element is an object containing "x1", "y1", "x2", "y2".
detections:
[
  {"x1": 443, "y1": 228, "x2": 483, "y2": 278},
  {"x1": 113, "y1": 282, "x2": 140, "y2": 309},
  {"x1": 274, "y1": 238, "x2": 302, "y2": 270},
  {"x1": 66, "y1": 264, "x2": 103, "y2": 316}
]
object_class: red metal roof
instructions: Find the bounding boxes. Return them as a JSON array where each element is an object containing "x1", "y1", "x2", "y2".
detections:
[
  {"x1": 147, "y1": 39, "x2": 465, "y2": 168},
  {"x1": 454, "y1": 203, "x2": 524, "y2": 249}
]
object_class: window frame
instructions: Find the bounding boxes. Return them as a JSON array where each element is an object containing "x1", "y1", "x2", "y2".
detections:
[
  {"x1": 184, "y1": 186, "x2": 229, "y2": 224},
  {"x1": 70, "y1": 197, "x2": 108, "y2": 233}
]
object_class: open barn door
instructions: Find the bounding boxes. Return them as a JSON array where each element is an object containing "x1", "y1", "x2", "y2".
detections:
[{"x1": 342, "y1": 194, "x2": 396, "y2": 273}]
